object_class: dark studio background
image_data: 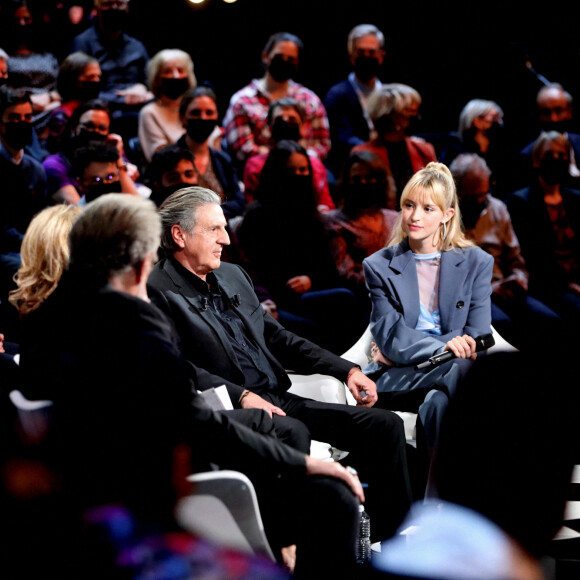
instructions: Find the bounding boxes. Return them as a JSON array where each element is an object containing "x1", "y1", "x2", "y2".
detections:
[
  {"x1": 2, "y1": 0, "x2": 580, "y2": 151},
  {"x1": 125, "y1": 0, "x2": 580, "y2": 151}
]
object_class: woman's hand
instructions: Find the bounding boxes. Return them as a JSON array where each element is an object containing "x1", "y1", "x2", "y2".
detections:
[
  {"x1": 370, "y1": 342, "x2": 395, "y2": 367},
  {"x1": 444, "y1": 334, "x2": 477, "y2": 359}
]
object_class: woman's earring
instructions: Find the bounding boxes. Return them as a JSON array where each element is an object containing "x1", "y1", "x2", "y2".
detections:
[{"x1": 441, "y1": 220, "x2": 448, "y2": 241}]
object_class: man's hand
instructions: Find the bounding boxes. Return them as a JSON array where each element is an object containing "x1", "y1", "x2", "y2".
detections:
[
  {"x1": 286, "y1": 275, "x2": 312, "y2": 294},
  {"x1": 444, "y1": 334, "x2": 477, "y2": 360},
  {"x1": 305, "y1": 456, "x2": 365, "y2": 503},
  {"x1": 346, "y1": 368, "x2": 377, "y2": 407},
  {"x1": 106, "y1": 133, "x2": 125, "y2": 157},
  {"x1": 239, "y1": 390, "x2": 286, "y2": 418}
]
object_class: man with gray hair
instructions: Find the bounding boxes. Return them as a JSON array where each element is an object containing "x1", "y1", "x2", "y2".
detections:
[
  {"x1": 147, "y1": 186, "x2": 413, "y2": 543},
  {"x1": 450, "y1": 152, "x2": 561, "y2": 349},
  {"x1": 518, "y1": 83, "x2": 580, "y2": 189},
  {"x1": 325, "y1": 24, "x2": 386, "y2": 175},
  {"x1": 18, "y1": 193, "x2": 368, "y2": 579}
]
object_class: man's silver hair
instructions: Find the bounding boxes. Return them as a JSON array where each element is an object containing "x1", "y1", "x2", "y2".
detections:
[
  {"x1": 159, "y1": 186, "x2": 221, "y2": 253},
  {"x1": 347, "y1": 24, "x2": 384, "y2": 55},
  {"x1": 69, "y1": 194, "x2": 160, "y2": 279}
]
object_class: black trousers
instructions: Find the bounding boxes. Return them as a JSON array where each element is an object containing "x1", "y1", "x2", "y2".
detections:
[
  {"x1": 222, "y1": 409, "x2": 360, "y2": 578},
  {"x1": 222, "y1": 408, "x2": 311, "y2": 454},
  {"x1": 253, "y1": 473, "x2": 360, "y2": 580},
  {"x1": 261, "y1": 391, "x2": 413, "y2": 543}
]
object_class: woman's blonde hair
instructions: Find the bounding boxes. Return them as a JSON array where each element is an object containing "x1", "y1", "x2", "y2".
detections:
[
  {"x1": 389, "y1": 162, "x2": 473, "y2": 251},
  {"x1": 9, "y1": 204, "x2": 83, "y2": 316}
]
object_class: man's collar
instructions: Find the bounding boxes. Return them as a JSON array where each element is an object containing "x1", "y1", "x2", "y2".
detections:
[
  {"x1": 169, "y1": 256, "x2": 220, "y2": 294},
  {"x1": 0, "y1": 139, "x2": 23, "y2": 164},
  {"x1": 348, "y1": 71, "x2": 381, "y2": 95}
]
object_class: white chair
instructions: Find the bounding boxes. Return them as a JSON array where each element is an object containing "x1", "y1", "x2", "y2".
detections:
[
  {"x1": 8, "y1": 389, "x2": 53, "y2": 443},
  {"x1": 288, "y1": 325, "x2": 518, "y2": 449},
  {"x1": 175, "y1": 470, "x2": 276, "y2": 561}
]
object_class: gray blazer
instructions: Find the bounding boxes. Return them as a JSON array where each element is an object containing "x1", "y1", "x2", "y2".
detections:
[{"x1": 363, "y1": 239, "x2": 494, "y2": 369}]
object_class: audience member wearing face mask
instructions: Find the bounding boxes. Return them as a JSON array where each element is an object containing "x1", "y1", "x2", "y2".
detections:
[
  {"x1": 0, "y1": 86, "x2": 48, "y2": 305},
  {"x1": 223, "y1": 32, "x2": 331, "y2": 167},
  {"x1": 176, "y1": 86, "x2": 245, "y2": 219},
  {"x1": 321, "y1": 150, "x2": 397, "y2": 310},
  {"x1": 451, "y1": 153, "x2": 562, "y2": 351},
  {"x1": 506, "y1": 131, "x2": 580, "y2": 327},
  {"x1": 42, "y1": 99, "x2": 139, "y2": 204},
  {"x1": 138, "y1": 49, "x2": 196, "y2": 163},
  {"x1": 516, "y1": 83, "x2": 580, "y2": 193},
  {"x1": 45, "y1": 52, "x2": 103, "y2": 154},
  {"x1": 353, "y1": 83, "x2": 437, "y2": 210},
  {"x1": 71, "y1": 140, "x2": 139, "y2": 203},
  {"x1": 243, "y1": 97, "x2": 335, "y2": 211},
  {"x1": 324, "y1": 24, "x2": 386, "y2": 176},
  {"x1": 237, "y1": 140, "x2": 368, "y2": 354}
]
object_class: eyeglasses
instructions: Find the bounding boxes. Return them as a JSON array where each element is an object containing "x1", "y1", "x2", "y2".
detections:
[{"x1": 86, "y1": 173, "x2": 119, "y2": 185}]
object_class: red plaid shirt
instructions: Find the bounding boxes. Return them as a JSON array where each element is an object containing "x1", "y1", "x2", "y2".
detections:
[{"x1": 223, "y1": 78, "x2": 331, "y2": 164}]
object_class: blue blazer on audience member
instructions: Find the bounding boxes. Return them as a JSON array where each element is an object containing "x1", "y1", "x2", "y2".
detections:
[{"x1": 324, "y1": 79, "x2": 371, "y2": 172}]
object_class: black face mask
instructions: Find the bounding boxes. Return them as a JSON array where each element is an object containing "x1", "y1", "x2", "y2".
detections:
[
  {"x1": 99, "y1": 9, "x2": 128, "y2": 33},
  {"x1": 539, "y1": 119, "x2": 572, "y2": 134},
  {"x1": 268, "y1": 55, "x2": 297, "y2": 83},
  {"x1": 538, "y1": 157, "x2": 569, "y2": 185},
  {"x1": 159, "y1": 77, "x2": 190, "y2": 100},
  {"x1": 373, "y1": 115, "x2": 395, "y2": 138},
  {"x1": 86, "y1": 179, "x2": 122, "y2": 202},
  {"x1": 344, "y1": 182, "x2": 386, "y2": 214},
  {"x1": 353, "y1": 56, "x2": 380, "y2": 83},
  {"x1": 76, "y1": 81, "x2": 102, "y2": 103},
  {"x1": 271, "y1": 118, "x2": 301, "y2": 143},
  {"x1": 460, "y1": 198, "x2": 489, "y2": 229},
  {"x1": 186, "y1": 118, "x2": 217, "y2": 143},
  {"x1": 487, "y1": 122, "x2": 504, "y2": 140},
  {"x1": 2, "y1": 121, "x2": 33, "y2": 150},
  {"x1": 75, "y1": 128, "x2": 108, "y2": 147},
  {"x1": 405, "y1": 115, "x2": 422, "y2": 137}
]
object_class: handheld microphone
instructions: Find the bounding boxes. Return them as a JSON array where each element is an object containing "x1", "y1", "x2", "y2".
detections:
[{"x1": 414, "y1": 333, "x2": 495, "y2": 371}]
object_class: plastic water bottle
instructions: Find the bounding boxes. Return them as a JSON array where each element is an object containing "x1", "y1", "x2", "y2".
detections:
[{"x1": 356, "y1": 504, "x2": 371, "y2": 564}]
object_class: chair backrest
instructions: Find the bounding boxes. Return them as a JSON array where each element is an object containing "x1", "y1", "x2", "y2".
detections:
[{"x1": 175, "y1": 470, "x2": 276, "y2": 561}]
